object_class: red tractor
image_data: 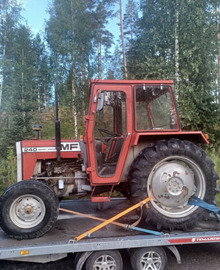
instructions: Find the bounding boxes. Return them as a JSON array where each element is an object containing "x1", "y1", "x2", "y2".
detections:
[{"x1": 0, "y1": 80, "x2": 218, "y2": 239}]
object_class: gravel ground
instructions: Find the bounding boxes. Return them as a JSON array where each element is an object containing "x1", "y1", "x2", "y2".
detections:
[{"x1": 0, "y1": 243, "x2": 220, "y2": 269}]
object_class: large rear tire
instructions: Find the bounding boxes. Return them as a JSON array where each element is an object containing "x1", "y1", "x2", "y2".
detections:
[
  {"x1": 0, "y1": 180, "x2": 59, "y2": 239},
  {"x1": 128, "y1": 139, "x2": 219, "y2": 230}
]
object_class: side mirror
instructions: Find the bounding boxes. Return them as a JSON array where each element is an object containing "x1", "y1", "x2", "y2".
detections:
[{"x1": 96, "y1": 92, "x2": 104, "y2": 111}]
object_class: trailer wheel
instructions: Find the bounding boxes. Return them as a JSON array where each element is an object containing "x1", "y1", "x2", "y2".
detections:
[
  {"x1": 85, "y1": 250, "x2": 123, "y2": 270},
  {"x1": 0, "y1": 180, "x2": 59, "y2": 239},
  {"x1": 128, "y1": 139, "x2": 218, "y2": 230},
  {"x1": 130, "y1": 247, "x2": 167, "y2": 270}
]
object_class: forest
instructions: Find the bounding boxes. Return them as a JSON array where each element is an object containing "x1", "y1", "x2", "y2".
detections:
[{"x1": 0, "y1": 0, "x2": 219, "y2": 191}]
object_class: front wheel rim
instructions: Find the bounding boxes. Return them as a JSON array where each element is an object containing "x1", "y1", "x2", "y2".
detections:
[
  {"x1": 147, "y1": 156, "x2": 206, "y2": 218},
  {"x1": 10, "y1": 194, "x2": 46, "y2": 229}
]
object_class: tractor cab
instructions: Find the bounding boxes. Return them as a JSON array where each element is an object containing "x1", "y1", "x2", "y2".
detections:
[{"x1": 85, "y1": 80, "x2": 179, "y2": 187}]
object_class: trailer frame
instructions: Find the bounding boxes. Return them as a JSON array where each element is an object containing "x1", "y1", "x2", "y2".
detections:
[{"x1": 1, "y1": 198, "x2": 220, "y2": 269}]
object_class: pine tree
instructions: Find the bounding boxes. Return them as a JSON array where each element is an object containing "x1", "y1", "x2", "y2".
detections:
[
  {"x1": 32, "y1": 34, "x2": 52, "y2": 113},
  {"x1": 0, "y1": 24, "x2": 43, "y2": 157},
  {"x1": 0, "y1": 0, "x2": 21, "y2": 109},
  {"x1": 106, "y1": 45, "x2": 123, "y2": 79},
  {"x1": 92, "y1": 0, "x2": 115, "y2": 79},
  {"x1": 46, "y1": 0, "x2": 115, "y2": 137},
  {"x1": 128, "y1": 0, "x2": 175, "y2": 79},
  {"x1": 127, "y1": 0, "x2": 220, "y2": 145}
]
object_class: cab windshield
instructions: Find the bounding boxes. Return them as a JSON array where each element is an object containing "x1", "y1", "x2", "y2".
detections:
[{"x1": 135, "y1": 85, "x2": 178, "y2": 130}]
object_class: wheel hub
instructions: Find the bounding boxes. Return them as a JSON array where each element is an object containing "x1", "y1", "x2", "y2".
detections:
[
  {"x1": 147, "y1": 258, "x2": 153, "y2": 264},
  {"x1": 167, "y1": 177, "x2": 184, "y2": 196},
  {"x1": 10, "y1": 195, "x2": 46, "y2": 229},
  {"x1": 17, "y1": 197, "x2": 42, "y2": 221},
  {"x1": 24, "y1": 205, "x2": 34, "y2": 214},
  {"x1": 151, "y1": 161, "x2": 195, "y2": 208}
]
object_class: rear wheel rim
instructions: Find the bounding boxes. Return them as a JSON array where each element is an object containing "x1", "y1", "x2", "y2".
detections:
[
  {"x1": 147, "y1": 156, "x2": 206, "y2": 218},
  {"x1": 10, "y1": 194, "x2": 46, "y2": 229},
  {"x1": 140, "y1": 251, "x2": 162, "y2": 270},
  {"x1": 92, "y1": 254, "x2": 117, "y2": 270}
]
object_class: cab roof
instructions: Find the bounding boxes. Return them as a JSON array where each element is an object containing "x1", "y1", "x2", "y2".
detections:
[{"x1": 90, "y1": 79, "x2": 173, "y2": 85}]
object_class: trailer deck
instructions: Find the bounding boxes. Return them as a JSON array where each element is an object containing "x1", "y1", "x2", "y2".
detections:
[{"x1": 1, "y1": 199, "x2": 220, "y2": 269}]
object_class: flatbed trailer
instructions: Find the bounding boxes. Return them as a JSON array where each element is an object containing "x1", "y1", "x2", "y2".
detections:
[{"x1": 1, "y1": 199, "x2": 220, "y2": 270}]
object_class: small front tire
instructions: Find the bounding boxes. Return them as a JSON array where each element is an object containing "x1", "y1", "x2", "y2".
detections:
[{"x1": 0, "y1": 180, "x2": 59, "y2": 239}]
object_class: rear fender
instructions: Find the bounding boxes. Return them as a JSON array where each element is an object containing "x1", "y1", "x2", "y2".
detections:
[{"x1": 130, "y1": 131, "x2": 209, "y2": 146}]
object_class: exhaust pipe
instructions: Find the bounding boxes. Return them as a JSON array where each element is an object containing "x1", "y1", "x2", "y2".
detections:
[{"x1": 55, "y1": 82, "x2": 61, "y2": 162}]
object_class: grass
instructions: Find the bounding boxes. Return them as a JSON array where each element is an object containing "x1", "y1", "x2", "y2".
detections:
[{"x1": 209, "y1": 150, "x2": 220, "y2": 206}]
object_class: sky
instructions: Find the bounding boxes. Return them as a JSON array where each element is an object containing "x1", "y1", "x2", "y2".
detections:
[
  {"x1": 21, "y1": 0, "x2": 50, "y2": 35},
  {"x1": 21, "y1": 0, "x2": 123, "y2": 44}
]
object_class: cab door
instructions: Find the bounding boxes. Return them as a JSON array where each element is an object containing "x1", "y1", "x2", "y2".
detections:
[{"x1": 86, "y1": 84, "x2": 132, "y2": 185}]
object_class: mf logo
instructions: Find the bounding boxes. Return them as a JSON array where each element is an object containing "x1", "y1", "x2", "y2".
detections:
[{"x1": 61, "y1": 143, "x2": 80, "y2": 151}]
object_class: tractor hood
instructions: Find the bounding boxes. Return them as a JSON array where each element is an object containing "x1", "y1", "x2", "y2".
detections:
[{"x1": 16, "y1": 139, "x2": 81, "y2": 181}]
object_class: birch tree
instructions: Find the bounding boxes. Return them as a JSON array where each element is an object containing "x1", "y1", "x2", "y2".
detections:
[
  {"x1": 119, "y1": 0, "x2": 128, "y2": 79},
  {"x1": 174, "y1": 1, "x2": 180, "y2": 97},
  {"x1": 215, "y1": 2, "x2": 220, "y2": 104},
  {"x1": 124, "y1": 0, "x2": 138, "y2": 78}
]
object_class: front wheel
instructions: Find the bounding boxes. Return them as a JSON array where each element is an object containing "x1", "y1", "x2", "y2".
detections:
[
  {"x1": 128, "y1": 139, "x2": 219, "y2": 230},
  {"x1": 0, "y1": 180, "x2": 59, "y2": 239}
]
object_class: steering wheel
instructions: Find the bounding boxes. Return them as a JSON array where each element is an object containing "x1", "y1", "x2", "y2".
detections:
[{"x1": 98, "y1": 128, "x2": 116, "y2": 137}]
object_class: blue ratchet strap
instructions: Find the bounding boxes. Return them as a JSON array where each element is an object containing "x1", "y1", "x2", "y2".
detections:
[
  {"x1": 127, "y1": 225, "x2": 163, "y2": 236},
  {"x1": 188, "y1": 195, "x2": 220, "y2": 221}
]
